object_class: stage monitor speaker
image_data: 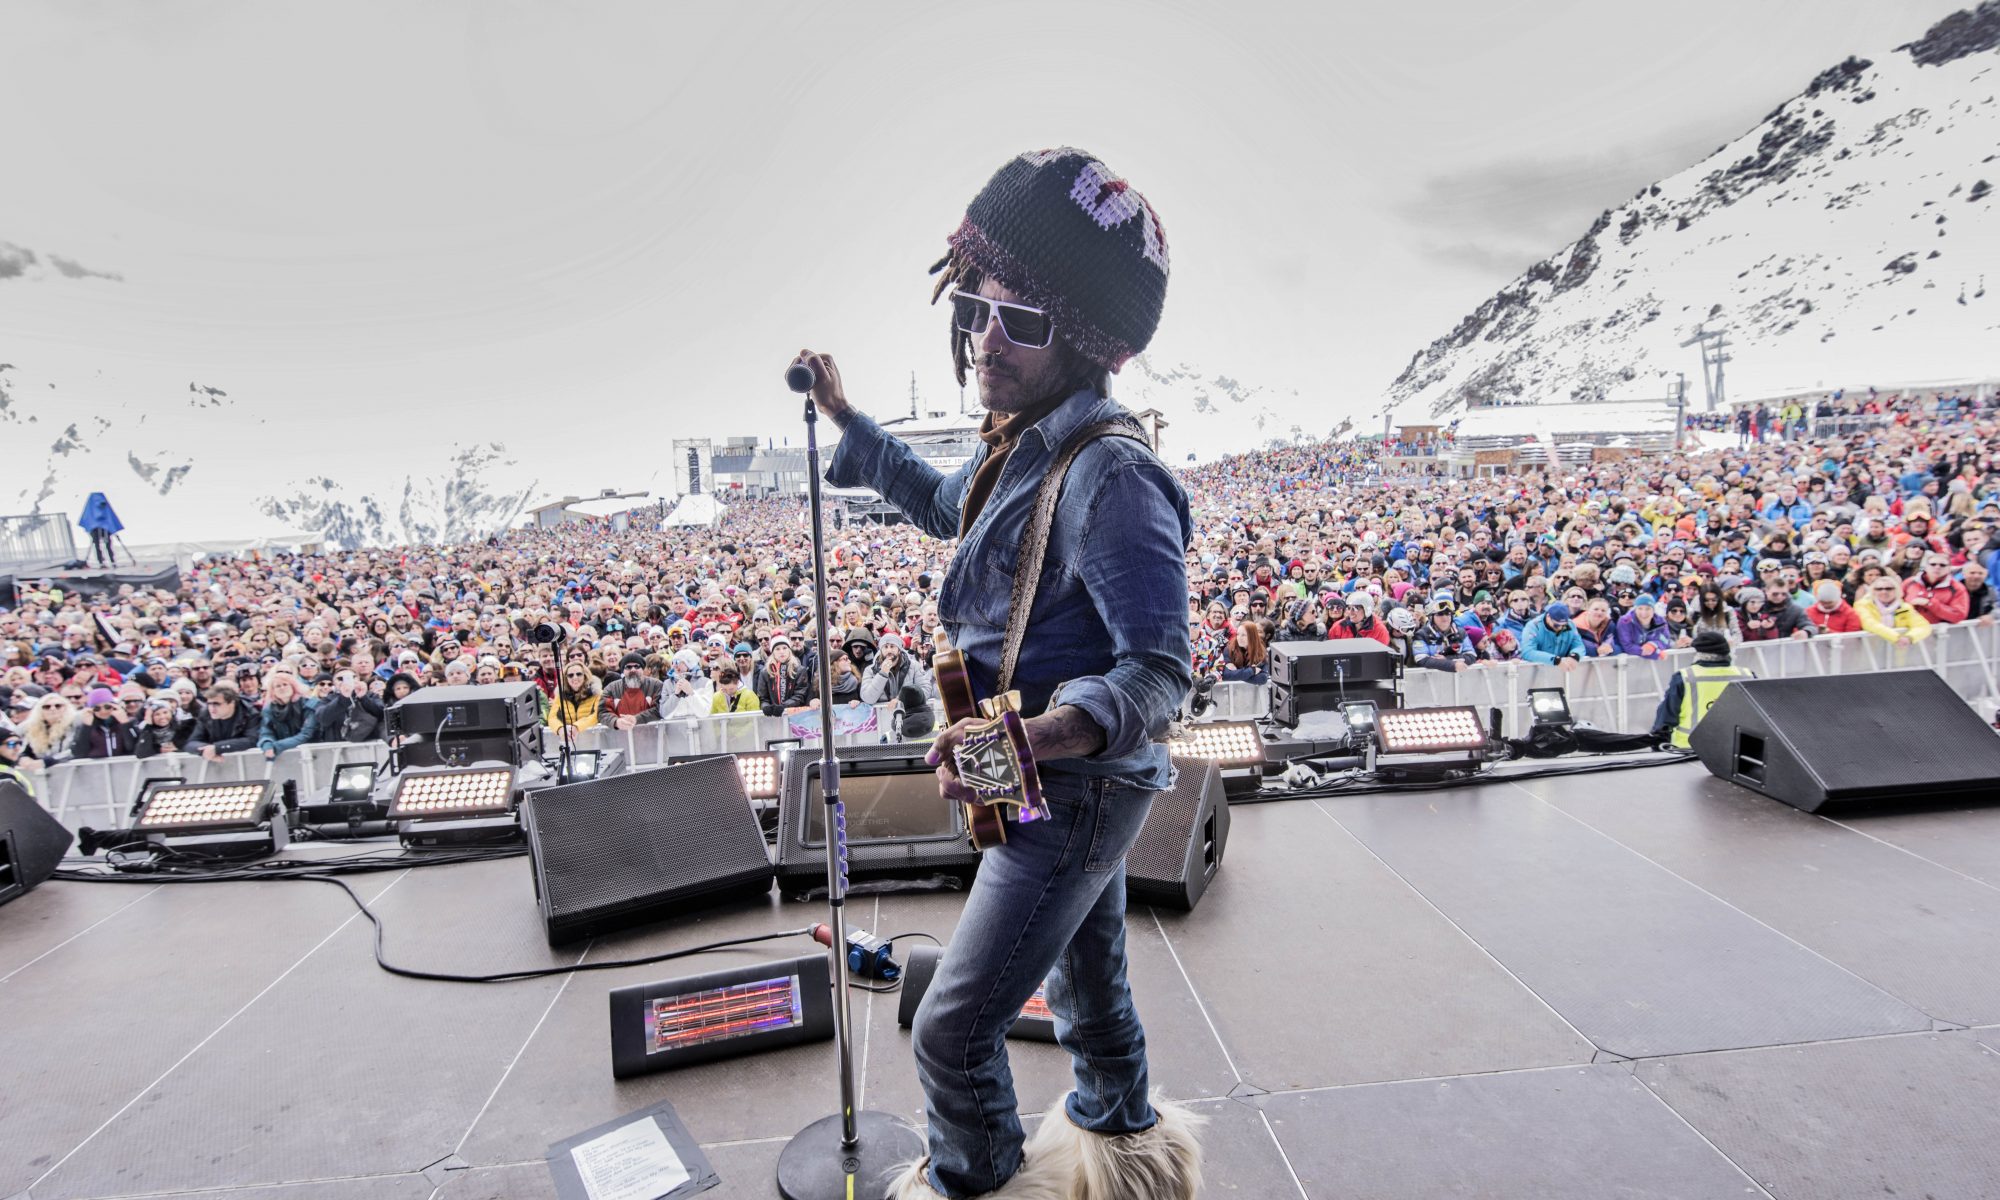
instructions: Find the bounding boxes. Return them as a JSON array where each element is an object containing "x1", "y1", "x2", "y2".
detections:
[
  {"x1": 522, "y1": 757, "x2": 773, "y2": 944},
  {"x1": 1690, "y1": 669, "x2": 2000, "y2": 813},
  {"x1": 775, "y1": 744, "x2": 982, "y2": 898},
  {"x1": 0, "y1": 782, "x2": 73, "y2": 907},
  {"x1": 1124, "y1": 756, "x2": 1230, "y2": 911}
]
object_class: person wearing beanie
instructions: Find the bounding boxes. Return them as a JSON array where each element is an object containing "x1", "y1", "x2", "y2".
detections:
[
  {"x1": 600, "y1": 650, "x2": 662, "y2": 731},
  {"x1": 68, "y1": 685, "x2": 139, "y2": 760},
  {"x1": 1521, "y1": 601, "x2": 1587, "y2": 668},
  {"x1": 1652, "y1": 629, "x2": 1755, "y2": 747},
  {"x1": 1613, "y1": 593, "x2": 1676, "y2": 658},
  {"x1": 1805, "y1": 580, "x2": 1862, "y2": 634},
  {"x1": 797, "y1": 148, "x2": 1200, "y2": 1200},
  {"x1": 860, "y1": 632, "x2": 934, "y2": 706}
]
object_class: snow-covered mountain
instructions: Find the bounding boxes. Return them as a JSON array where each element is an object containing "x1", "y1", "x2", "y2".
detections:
[
  {"x1": 1115, "y1": 355, "x2": 1334, "y2": 462},
  {"x1": 0, "y1": 362, "x2": 537, "y2": 551},
  {"x1": 1385, "y1": 2, "x2": 2000, "y2": 423}
]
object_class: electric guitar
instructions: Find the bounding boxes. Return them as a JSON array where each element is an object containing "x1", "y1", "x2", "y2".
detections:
[{"x1": 932, "y1": 646, "x2": 1048, "y2": 850}]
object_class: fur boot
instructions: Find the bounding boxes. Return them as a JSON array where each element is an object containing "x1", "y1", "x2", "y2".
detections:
[
  {"x1": 1035, "y1": 1090, "x2": 1205, "y2": 1200},
  {"x1": 886, "y1": 1116, "x2": 1084, "y2": 1200}
]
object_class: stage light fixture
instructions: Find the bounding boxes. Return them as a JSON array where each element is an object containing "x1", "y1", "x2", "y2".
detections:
[
  {"x1": 132, "y1": 781, "x2": 272, "y2": 833},
  {"x1": 331, "y1": 763, "x2": 378, "y2": 803},
  {"x1": 736, "y1": 751, "x2": 781, "y2": 800},
  {"x1": 296, "y1": 761, "x2": 390, "y2": 828},
  {"x1": 1528, "y1": 688, "x2": 1574, "y2": 728},
  {"x1": 558, "y1": 750, "x2": 601, "y2": 785},
  {"x1": 130, "y1": 779, "x2": 285, "y2": 859},
  {"x1": 1339, "y1": 699, "x2": 1379, "y2": 740},
  {"x1": 1166, "y1": 721, "x2": 1266, "y2": 769},
  {"x1": 387, "y1": 766, "x2": 518, "y2": 819},
  {"x1": 1375, "y1": 706, "x2": 1490, "y2": 755}
]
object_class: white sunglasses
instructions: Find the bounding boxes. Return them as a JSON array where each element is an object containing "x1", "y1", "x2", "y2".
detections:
[{"x1": 947, "y1": 289, "x2": 1055, "y2": 349}]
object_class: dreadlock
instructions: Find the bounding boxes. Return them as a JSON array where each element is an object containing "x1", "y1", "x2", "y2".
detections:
[{"x1": 929, "y1": 248, "x2": 1110, "y2": 399}]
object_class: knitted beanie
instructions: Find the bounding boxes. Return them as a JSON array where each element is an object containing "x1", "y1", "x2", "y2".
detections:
[{"x1": 944, "y1": 148, "x2": 1169, "y2": 372}]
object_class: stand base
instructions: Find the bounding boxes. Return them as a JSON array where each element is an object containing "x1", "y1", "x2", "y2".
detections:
[{"x1": 776, "y1": 1110, "x2": 925, "y2": 1200}]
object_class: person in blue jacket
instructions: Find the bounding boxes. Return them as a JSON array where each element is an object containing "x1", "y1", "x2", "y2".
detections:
[{"x1": 1520, "y1": 602, "x2": 1586, "y2": 668}]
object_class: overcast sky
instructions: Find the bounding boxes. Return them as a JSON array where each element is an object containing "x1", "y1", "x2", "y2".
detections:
[{"x1": 0, "y1": 0, "x2": 1974, "y2": 500}]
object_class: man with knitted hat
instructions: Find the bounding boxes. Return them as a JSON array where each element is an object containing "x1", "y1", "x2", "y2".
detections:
[{"x1": 794, "y1": 148, "x2": 1200, "y2": 1199}]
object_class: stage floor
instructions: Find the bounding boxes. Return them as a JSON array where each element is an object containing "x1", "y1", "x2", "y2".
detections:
[{"x1": 6, "y1": 760, "x2": 2000, "y2": 1200}]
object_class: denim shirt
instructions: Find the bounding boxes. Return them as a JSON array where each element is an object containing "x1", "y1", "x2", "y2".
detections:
[{"x1": 825, "y1": 387, "x2": 1193, "y2": 791}]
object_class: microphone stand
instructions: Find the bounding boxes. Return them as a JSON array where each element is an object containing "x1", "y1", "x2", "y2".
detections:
[{"x1": 776, "y1": 380, "x2": 922, "y2": 1200}]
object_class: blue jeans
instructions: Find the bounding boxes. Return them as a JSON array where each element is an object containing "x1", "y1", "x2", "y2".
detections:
[{"x1": 911, "y1": 771, "x2": 1160, "y2": 1197}]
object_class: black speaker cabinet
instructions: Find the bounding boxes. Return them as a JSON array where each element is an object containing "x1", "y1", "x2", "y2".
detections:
[
  {"x1": 1690, "y1": 669, "x2": 2000, "y2": 813},
  {"x1": 0, "y1": 782, "x2": 73, "y2": 907},
  {"x1": 775, "y1": 744, "x2": 982, "y2": 898},
  {"x1": 1269, "y1": 638, "x2": 1399, "y2": 686},
  {"x1": 1125, "y1": 756, "x2": 1231, "y2": 911},
  {"x1": 522, "y1": 757, "x2": 773, "y2": 944},
  {"x1": 1270, "y1": 680, "x2": 1398, "y2": 727}
]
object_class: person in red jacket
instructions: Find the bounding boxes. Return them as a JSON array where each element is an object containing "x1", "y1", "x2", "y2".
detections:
[
  {"x1": 1903, "y1": 554, "x2": 1970, "y2": 625},
  {"x1": 1805, "y1": 581, "x2": 1862, "y2": 634},
  {"x1": 1328, "y1": 593, "x2": 1392, "y2": 644}
]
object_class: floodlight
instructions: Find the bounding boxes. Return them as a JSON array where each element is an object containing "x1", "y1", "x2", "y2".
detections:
[
  {"x1": 1375, "y1": 706, "x2": 1490, "y2": 755},
  {"x1": 386, "y1": 766, "x2": 518, "y2": 820},
  {"x1": 1166, "y1": 722, "x2": 1266, "y2": 769},
  {"x1": 559, "y1": 750, "x2": 601, "y2": 785},
  {"x1": 132, "y1": 781, "x2": 273, "y2": 834},
  {"x1": 1339, "y1": 700, "x2": 1379, "y2": 741},
  {"x1": 1528, "y1": 688, "x2": 1574, "y2": 728},
  {"x1": 296, "y1": 761, "x2": 389, "y2": 828},
  {"x1": 331, "y1": 763, "x2": 378, "y2": 803}
]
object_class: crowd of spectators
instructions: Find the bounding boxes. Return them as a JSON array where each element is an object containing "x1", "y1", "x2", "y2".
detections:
[{"x1": 2, "y1": 384, "x2": 1996, "y2": 794}]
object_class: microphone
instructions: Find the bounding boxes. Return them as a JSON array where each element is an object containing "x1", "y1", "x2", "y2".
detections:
[{"x1": 785, "y1": 360, "x2": 816, "y2": 394}]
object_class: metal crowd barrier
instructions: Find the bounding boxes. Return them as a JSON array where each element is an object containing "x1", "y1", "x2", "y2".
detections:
[
  {"x1": 38, "y1": 741, "x2": 391, "y2": 832},
  {"x1": 38, "y1": 628, "x2": 1998, "y2": 825},
  {"x1": 1228, "y1": 623, "x2": 2000, "y2": 740},
  {"x1": 34, "y1": 704, "x2": 909, "y2": 828}
]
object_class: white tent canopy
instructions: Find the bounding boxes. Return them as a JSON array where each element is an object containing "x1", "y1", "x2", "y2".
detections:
[{"x1": 662, "y1": 493, "x2": 722, "y2": 528}]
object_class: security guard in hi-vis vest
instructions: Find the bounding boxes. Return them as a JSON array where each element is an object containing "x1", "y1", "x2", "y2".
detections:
[{"x1": 1652, "y1": 629, "x2": 1755, "y2": 748}]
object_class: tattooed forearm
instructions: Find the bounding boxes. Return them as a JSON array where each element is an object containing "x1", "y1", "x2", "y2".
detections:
[{"x1": 1024, "y1": 704, "x2": 1107, "y2": 762}]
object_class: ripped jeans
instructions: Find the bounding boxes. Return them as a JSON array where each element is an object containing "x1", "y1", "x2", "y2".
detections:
[{"x1": 909, "y1": 771, "x2": 1162, "y2": 1197}]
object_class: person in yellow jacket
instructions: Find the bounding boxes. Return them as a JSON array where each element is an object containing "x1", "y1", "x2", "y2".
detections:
[
  {"x1": 708, "y1": 666, "x2": 761, "y2": 714},
  {"x1": 545, "y1": 662, "x2": 603, "y2": 734},
  {"x1": 1651, "y1": 630, "x2": 1755, "y2": 748},
  {"x1": 1855, "y1": 572, "x2": 1932, "y2": 647}
]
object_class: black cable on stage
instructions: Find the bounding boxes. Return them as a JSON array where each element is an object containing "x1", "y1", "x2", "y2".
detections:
[
  {"x1": 1233, "y1": 747, "x2": 1700, "y2": 803},
  {"x1": 50, "y1": 844, "x2": 928, "y2": 989}
]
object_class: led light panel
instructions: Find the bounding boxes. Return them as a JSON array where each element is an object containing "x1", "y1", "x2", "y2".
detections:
[
  {"x1": 1167, "y1": 721, "x2": 1265, "y2": 768},
  {"x1": 134, "y1": 782, "x2": 272, "y2": 832},
  {"x1": 387, "y1": 766, "x2": 518, "y2": 819},
  {"x1": 736, "y1": 751, "x2": 780, "y2": 800},
  {"x1": 1376, "y1": 706, "x2": 1489, "y2": 754}
]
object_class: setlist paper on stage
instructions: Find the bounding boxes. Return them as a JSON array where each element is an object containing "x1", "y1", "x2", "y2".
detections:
[
  {"x1": 547, "y1": 1099, "x2": 717, "y2": 1200},
  {"x1": 569, "y1": 1116, "x2": 689, "y2": 1200}
]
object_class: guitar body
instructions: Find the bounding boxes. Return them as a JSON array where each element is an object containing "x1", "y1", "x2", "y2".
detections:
[{"x1": 933, "y1": 647, "x2": 1045, "y2": 851}]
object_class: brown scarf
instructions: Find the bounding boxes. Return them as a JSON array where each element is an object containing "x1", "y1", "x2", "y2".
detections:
[{"x1": 959, "y1": 396, "x2": 1069, "y2": 538}]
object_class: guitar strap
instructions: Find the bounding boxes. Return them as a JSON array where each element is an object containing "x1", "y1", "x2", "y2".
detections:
[{"x1": 996, "y1": 416, "x2": 1154, "y2": 696}]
